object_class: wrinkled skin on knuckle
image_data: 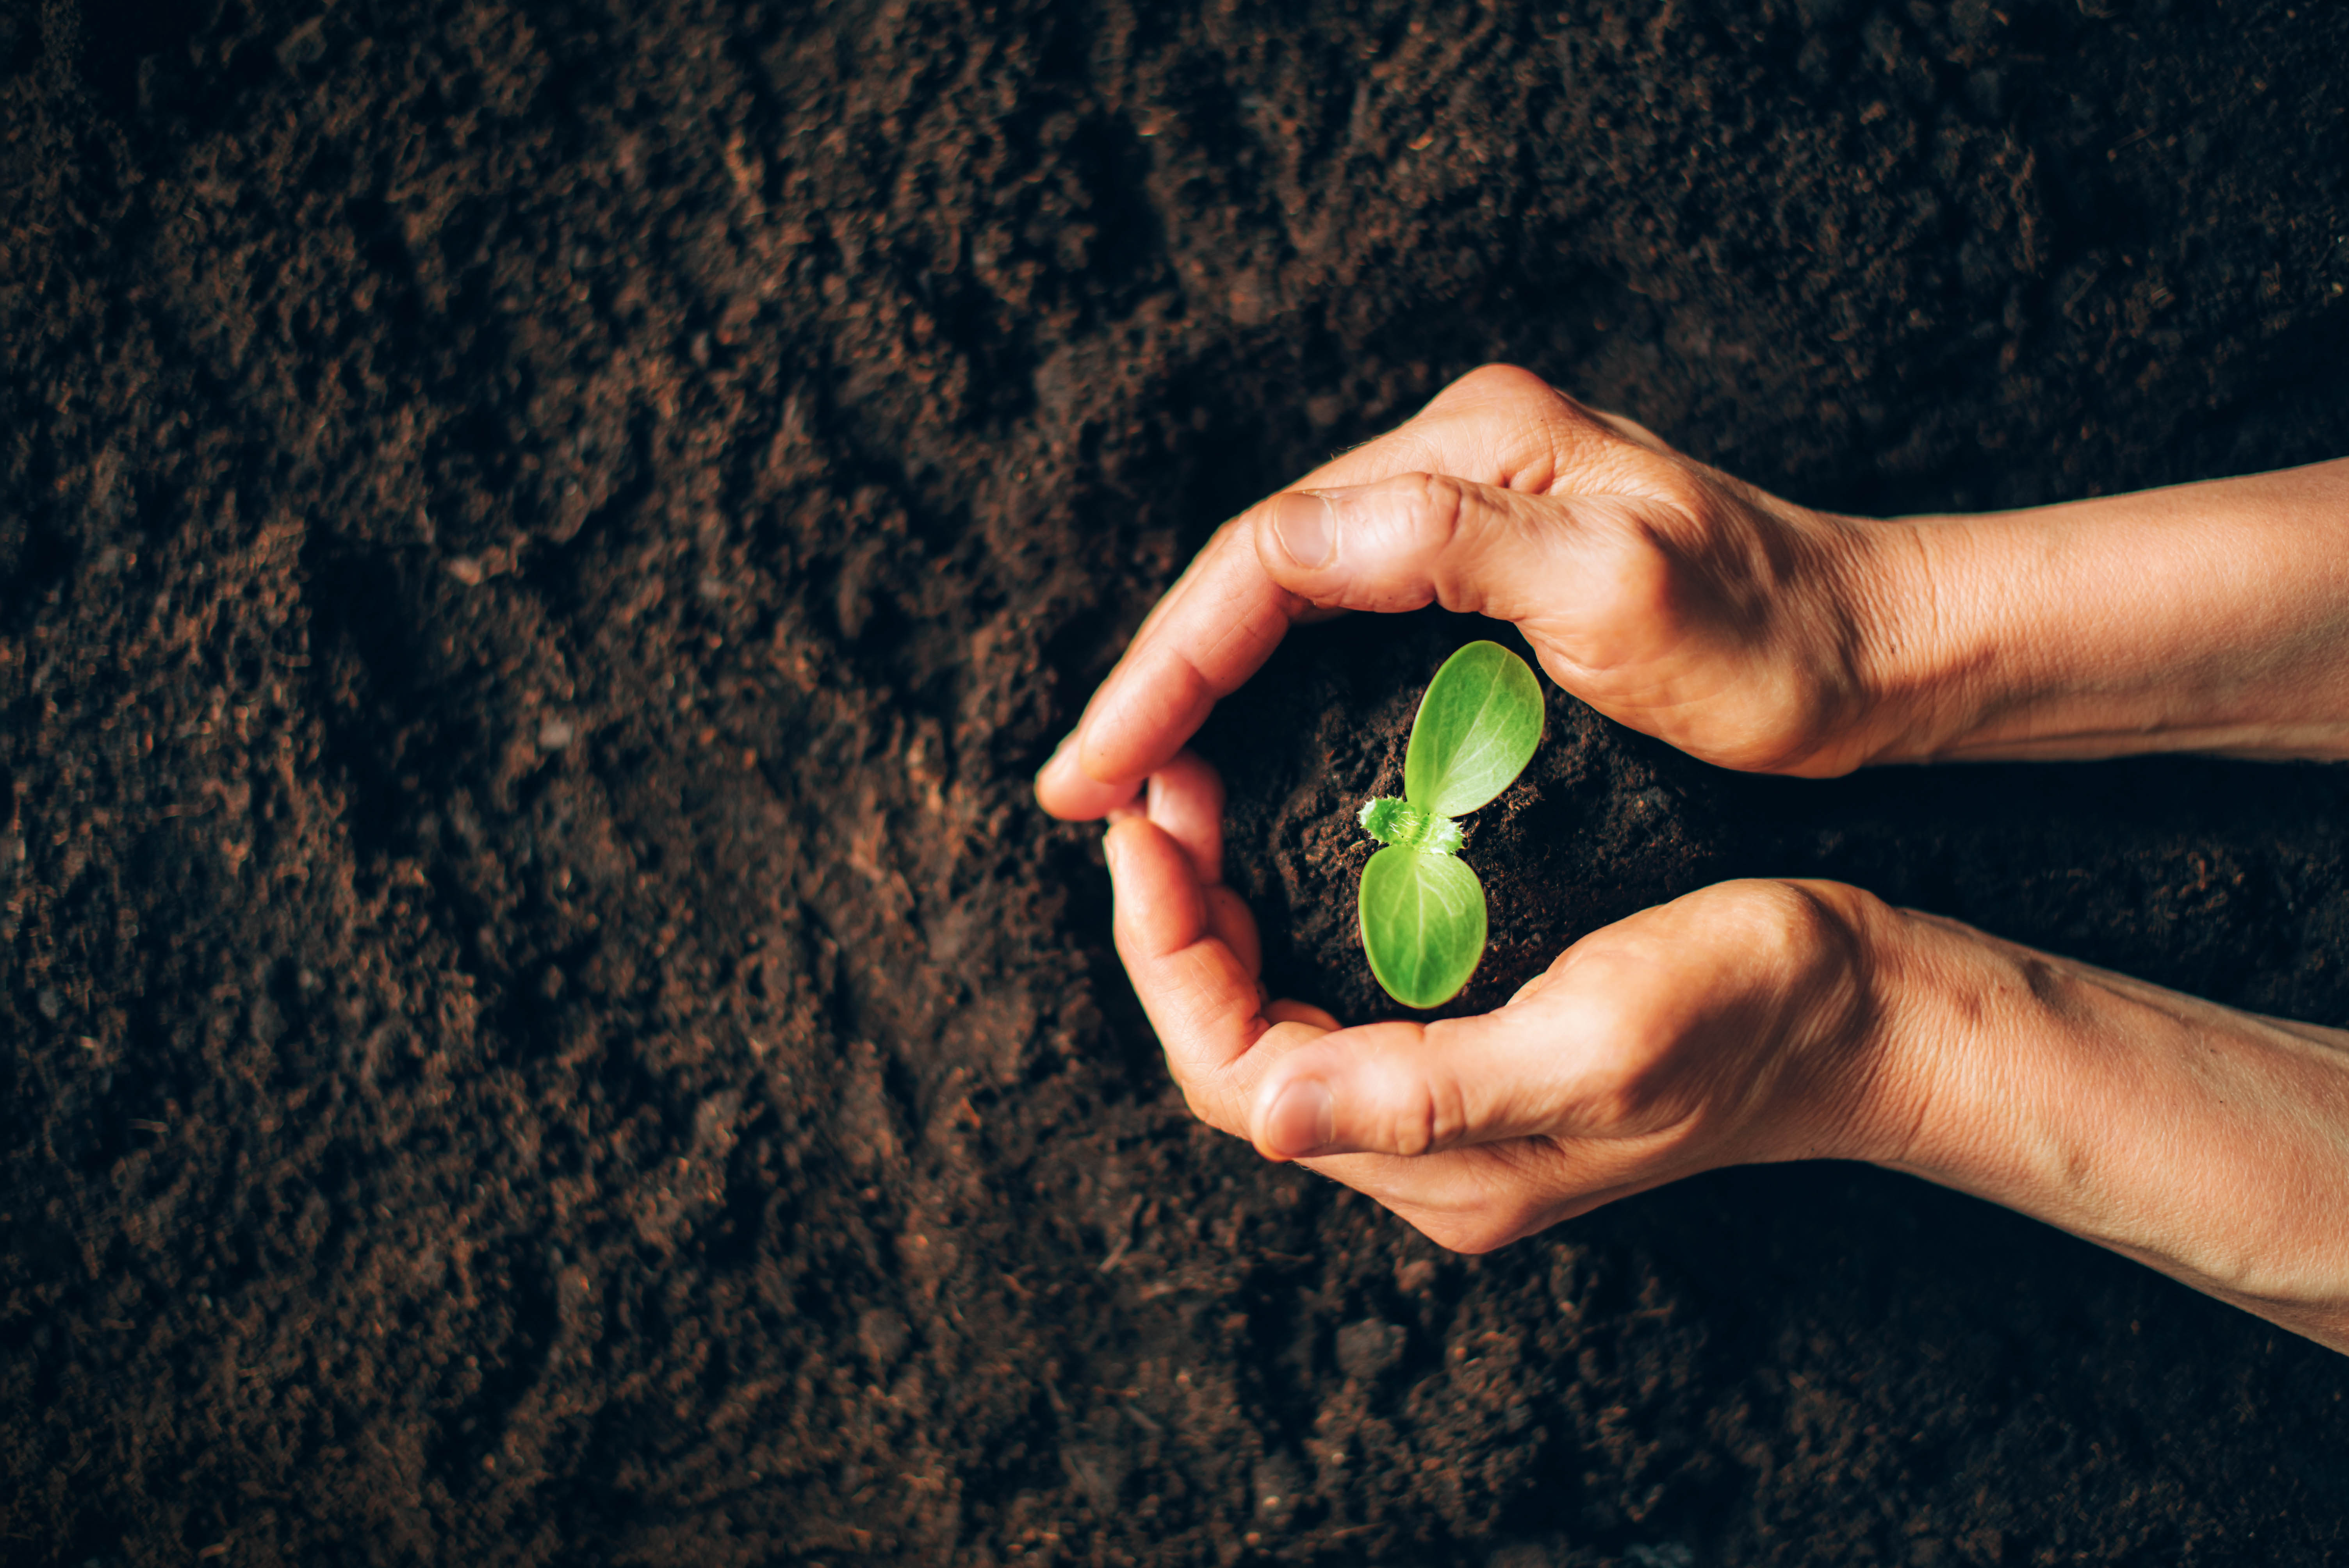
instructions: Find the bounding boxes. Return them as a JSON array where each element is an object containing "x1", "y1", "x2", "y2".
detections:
[
  {"x1": 1756, "y1": 880, "x2": 1903, "y2": 1155},
  {"x1": 1422, "y1": 363, "x2": 1595, "y2": 486},
  {"x1": 1784, "y1": 882, "x2": 1891, "y2": 1039},
  {"x1": 1754, "y1": 878, "x2": 1880, "y2": 1004},
  {"x1": 1449, "y1": 362, "x2": 1556, "y2": 404},
  {"x1": 1376, "y1": 470, "x2": 1504, "y2": 619},
  {"x1": 1396, "y1": 469, "x2": 1469, "y2": 547},
  {"x1": 1410, "y1": 1066, "x2": 1478, "y2": 1158},
  {"x1": 1436, "y1": 363, "x2": 1565, "y2": 436},
  {"x1": 1417, "y1": 362, "x2": 1698, "y2": 509}
]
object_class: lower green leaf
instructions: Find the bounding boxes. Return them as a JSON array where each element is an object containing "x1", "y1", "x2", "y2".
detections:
[{"x1": 1358, "y1": 846, "x2": 1488, "y2": 1009}]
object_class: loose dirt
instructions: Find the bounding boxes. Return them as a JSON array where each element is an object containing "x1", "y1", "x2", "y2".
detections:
[{"x1": 5, "y1": 0, "x2": 2349, "y2": 1564}]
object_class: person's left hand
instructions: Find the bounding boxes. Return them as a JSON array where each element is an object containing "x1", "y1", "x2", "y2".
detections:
[{"x1": 1107, "y1": 751, "x2": 1914, "y2": 1248}]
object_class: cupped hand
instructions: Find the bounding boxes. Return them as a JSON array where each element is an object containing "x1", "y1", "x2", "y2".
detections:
[
  {"x1": 1106, "y1": 752, "x2": 1912, "y2": 1251},
  {"x1": 1038, "y1": 364, "x2": 1940, "y2": 822}
]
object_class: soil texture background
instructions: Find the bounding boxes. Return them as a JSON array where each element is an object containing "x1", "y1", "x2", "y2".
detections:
[{"x1": 6, "y1": 0, "x2": 2349, "y2": 1564}]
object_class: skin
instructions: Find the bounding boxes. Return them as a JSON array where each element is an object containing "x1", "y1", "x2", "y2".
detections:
[{"x1": 1035, "y1": 365, "x2": 2349, "y2": 1353}]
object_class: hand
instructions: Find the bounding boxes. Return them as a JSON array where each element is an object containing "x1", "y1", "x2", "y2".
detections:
[
  {"x1": 1039, "y1": 364, "x2": 2349, "y2": 817},
  {"x1": 1040, "y1": 363, "x2": 1938, "y2": 821},
  {"x1": 1107, "y1": 755, "x2": 2349, "y2": 1353},
  {"x1": 1105, "y1": 752, "x2": 1907, "y2": 1251}
]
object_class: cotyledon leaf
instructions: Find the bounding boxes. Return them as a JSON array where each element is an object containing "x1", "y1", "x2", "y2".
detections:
[
  {"x1": 1401, "y1": 640, "x2": 1546, "y2": 818},
  {"x1": 1358, "y1": 846, "x2": 1488, "y2": 1009}
]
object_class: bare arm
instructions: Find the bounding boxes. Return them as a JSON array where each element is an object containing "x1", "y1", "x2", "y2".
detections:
[
  {"x1": 1877, "y1": 911, "x2": 2349, "y2": 1348},
  {"x1": 1886, "y1": 458, "x2": 2349, "y2": 763}
]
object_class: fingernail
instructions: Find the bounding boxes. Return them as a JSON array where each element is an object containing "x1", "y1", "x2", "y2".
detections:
[
  {"x1": 1265, "y1": 1078, "x2": 1337, "y2": 1157},
  {"x1": 1038, "y1": 729, "x2": 1077, "y2": 778},
  {"x1": 1271, "y1": 492, "x2": 1338, "y2": 569},
  {"x1": 1101, "y1": 825, "x2": 1125, "y2": 880}
]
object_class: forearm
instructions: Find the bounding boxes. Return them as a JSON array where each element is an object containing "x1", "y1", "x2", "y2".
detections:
[
  {"x1": 1862, "y1": 907, "x2": 2349, "y2": 1351},
  {"x1": 1864, "y1": 457, "x2": 2349, "y2": 763}
]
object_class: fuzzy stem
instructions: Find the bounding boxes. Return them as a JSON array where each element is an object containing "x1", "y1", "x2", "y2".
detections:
[{"x1": 1358, "y1": 797, "x2": 1463, "y2": 855}]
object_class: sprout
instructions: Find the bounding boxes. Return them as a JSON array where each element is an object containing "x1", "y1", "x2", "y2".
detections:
[{"x1": 1356, "y1": 641, "x2": 1545, "y2": 1008}]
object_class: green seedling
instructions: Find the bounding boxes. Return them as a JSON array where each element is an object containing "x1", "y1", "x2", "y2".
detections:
[{"x1": 1356, "y1": 641, "x2": 1545, "y2": 1008}]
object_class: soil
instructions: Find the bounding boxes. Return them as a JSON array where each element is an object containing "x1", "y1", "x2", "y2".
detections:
[{"x1": 5, "y1": 1, "x2": 2349, "y2": 1565}]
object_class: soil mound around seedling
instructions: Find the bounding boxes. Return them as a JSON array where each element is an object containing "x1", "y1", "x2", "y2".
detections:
[{"x1": 1204, "y1": 614, "x2": 1737, "y2": 1023}]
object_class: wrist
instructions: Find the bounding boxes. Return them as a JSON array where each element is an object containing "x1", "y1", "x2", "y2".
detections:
[
  {"x1": 1858, "y1": 908, "x2": 2349, "y2": 1348},
  {"x1": 1850, "y1": 459, "x2": 2349, "y2": 764}
]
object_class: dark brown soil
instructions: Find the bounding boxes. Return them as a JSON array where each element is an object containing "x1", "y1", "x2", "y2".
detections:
[
  {"x1": 1207, "y1": 610, "x2": 2349, "y2": 1033},
  {"x1": 5, "y1": 1, "x2": 2349, "y2": 1564}
]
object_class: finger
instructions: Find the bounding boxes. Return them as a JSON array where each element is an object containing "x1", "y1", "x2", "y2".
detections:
[
  {"x1": 1269, "y1": 998, "x2": 1341, "y2": 1031},
  {"x1": 1038, "y1": 731, "x2": 1144, "y2": 820},
  {"x1": 1034, "y1": 524, "x2": 1293, "y2": 820},
  {"x1": 1296, "y1": 1141, "x2": 1674, "y2": 1252},
  {"x1": 1145, "y1": 748, "x2": 1225, "y2": 886},
  {"x1": 1035, "y1": 367, "x2": 1611, "y2": 819},
  {"x1": 1247, "y1": 984, "x2": 1646, "y2": 1161},
  {"x1": 1206, "y1": 884, "x2": 1261, "y2": 979},
  {"x1": 1254, "y1": 470, "x2": 1643, "y2": 629},
  {"x1": 1107, "y1": 817, "x2": 1308, "y2": 1131}
]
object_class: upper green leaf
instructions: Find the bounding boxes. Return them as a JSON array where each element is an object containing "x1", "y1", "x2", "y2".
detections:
[
  {"x1": 1401, "y1": 641, "x2": 1545, "y2": 818},
  {"x1": 1357, "y1": 845, "x2": 1488, "y2": 1009}
]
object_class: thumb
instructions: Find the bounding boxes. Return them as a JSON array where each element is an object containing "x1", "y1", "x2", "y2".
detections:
[
  {"x1": 1246, "y1": 1000, "x2": 1613, "y2": 1161},
  {"x1": 1253, "y1": 471, "x2": 1629, "y2": 625}
]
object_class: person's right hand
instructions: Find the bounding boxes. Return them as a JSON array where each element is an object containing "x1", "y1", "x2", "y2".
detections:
[
  {"x1": 1106, "y1": 751, "x2": 2349, "y2": 1352},
  {"x1": 1101, "y1": 753, "x2": 1913, "y2": 1253},
  {"x1": 1038, "y1": 364, "x2": 1944, "y2": 821}
]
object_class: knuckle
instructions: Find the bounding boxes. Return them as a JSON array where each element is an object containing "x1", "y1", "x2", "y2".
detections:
[
  {"x1": 1395, "y1": 472, "x2": 1518, "y2": 618},
  {"x1": 1684, "y1": 877, "x2": 1882, "y2": 1046},
  {"x1": 1739, "y1": 878, "x2": 1871, "y2": 968},
  {"x1": 1640, "y1": 465, "x2": 1715, "y2": 520},
  {"x1": 1386, "y1": 1074, "x2": 1466, "y2": 1158},
  {"x1": 1392, "y1": 471, "x2": 1471, "y2": 549},
  {"x1": 1451, "y1": 362, "x2": 1558, "y2": 409}
]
